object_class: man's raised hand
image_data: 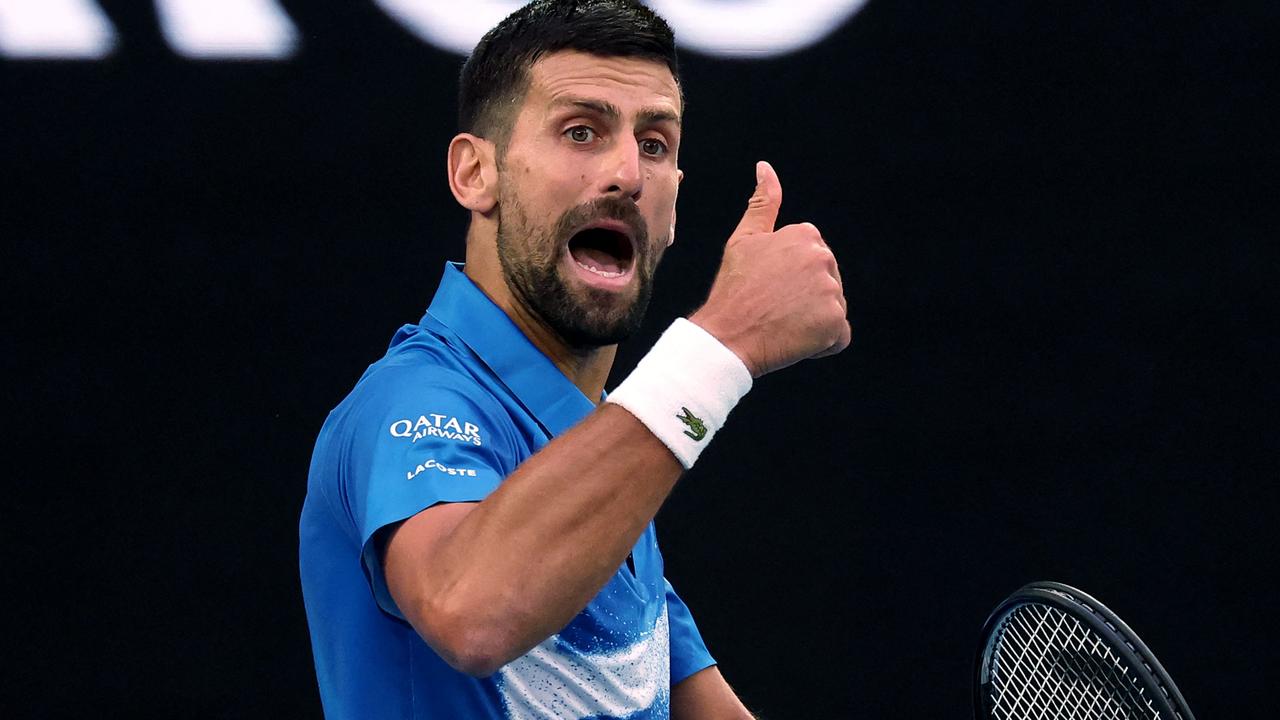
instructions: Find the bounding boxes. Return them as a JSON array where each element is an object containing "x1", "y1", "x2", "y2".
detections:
[{"x1": 690, "y1": 161, "x2": 851, "y2": 377}]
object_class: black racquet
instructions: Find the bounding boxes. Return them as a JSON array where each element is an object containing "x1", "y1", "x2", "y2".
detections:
[{"x1": 974, "y1": 581, "x2": 1195, "y2": 720}]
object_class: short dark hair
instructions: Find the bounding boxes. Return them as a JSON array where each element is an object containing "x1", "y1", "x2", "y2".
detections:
[{"x1": 458, "y1": 0, "x2": 680, "y2": 151}]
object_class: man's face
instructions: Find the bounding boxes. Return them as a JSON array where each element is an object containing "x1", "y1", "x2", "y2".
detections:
[{"x1": 494, "y1": 50, "x2": 683, "y2": 348}]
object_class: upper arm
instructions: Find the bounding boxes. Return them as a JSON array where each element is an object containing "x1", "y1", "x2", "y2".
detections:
[
  {"x1": 666, "y1": 579, "x2": 751, "y2": 718},
  {"x1": 383, "y1": 502, "x2": 478, "y2": 649},
  {"x1": 671, "y1": 666, "x2": 755, "y2": 720},
  {"x1": 341, "y1": 364, "x2": 515, "y2": 620},
  {"x1": 667, "y1": 578, "x2": 716, "y2": 683},
  {"x1": 670, "y1": 573, "x2": 747, "y2": 712}
]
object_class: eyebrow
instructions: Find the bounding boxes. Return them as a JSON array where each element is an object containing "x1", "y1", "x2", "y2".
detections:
[{"x1": 553, "y1": 97, "x2": 682, "y2": 127}]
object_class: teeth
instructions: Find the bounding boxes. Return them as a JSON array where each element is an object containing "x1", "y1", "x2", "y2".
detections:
[{"x1": 575, "y1": 260, "x2": 625, "y2": 278}]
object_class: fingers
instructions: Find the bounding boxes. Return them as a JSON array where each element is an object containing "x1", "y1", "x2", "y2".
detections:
[
  {"x1": 812, "y1": 319, "x2": 852, "y2": 359},
  {"x1": 794, "y1": 221, "x2": 840, "y2": 284},
  {"x1": 715, "y1": 161, "x2": 851, "y2": 369},
  {"x1": 812, "y1": 227, "x2": 844, "y2": 309},
  {"x1": 817, "y1": 243, "x2": 850, "y2": 347},
  {"x1": 799, "y1": 222, "x2": 849, "y2": 322},
  {"x1": 731, "y1": 160, "x2": 783, "y2": 237}
]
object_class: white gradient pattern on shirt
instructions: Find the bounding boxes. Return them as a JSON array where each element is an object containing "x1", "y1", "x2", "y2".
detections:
[{"x1": 497, "y1": 605, "x2": 670, "y2": 719}]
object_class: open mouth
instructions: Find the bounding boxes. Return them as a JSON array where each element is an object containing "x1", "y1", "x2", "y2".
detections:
[{"x1": 567, "y1": 224, "x2": 635, "y2": 279}]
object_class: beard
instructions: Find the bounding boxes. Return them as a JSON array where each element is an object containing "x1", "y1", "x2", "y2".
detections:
[{"x1": 496, "y1": 186, "x2": 664, "y2": 349}]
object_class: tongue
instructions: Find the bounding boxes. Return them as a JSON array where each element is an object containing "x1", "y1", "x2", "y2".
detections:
[{"x1": 571, "y1": 246, "x2": 623, "y2": 274}]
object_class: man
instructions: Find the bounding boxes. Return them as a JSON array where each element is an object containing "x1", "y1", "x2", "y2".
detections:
[{"x1": 299, "y1": 1, "x2": 850, "y2": 717}]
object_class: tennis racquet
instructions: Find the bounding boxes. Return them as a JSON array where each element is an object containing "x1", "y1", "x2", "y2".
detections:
[{"x1": 974, "y1": 581, "x2": 1195, "y2": 720}]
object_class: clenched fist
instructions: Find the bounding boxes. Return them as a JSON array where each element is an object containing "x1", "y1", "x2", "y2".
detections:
[{"x1": 690, "y1": 161, "x2": 851, "y2": 378}]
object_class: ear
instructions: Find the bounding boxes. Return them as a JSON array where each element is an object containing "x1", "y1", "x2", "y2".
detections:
[{"x1": 448, "y1": 133, "x2": 498, "y2": 214}]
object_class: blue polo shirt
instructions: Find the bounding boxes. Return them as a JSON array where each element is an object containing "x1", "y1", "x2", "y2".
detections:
[{"x1": 299, "y1": 263, "x2": 715, "y2": 719}]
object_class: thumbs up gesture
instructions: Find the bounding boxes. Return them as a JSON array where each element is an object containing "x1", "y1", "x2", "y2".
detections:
[{"x1": 690, "y1": 161, "x2": 851, "y2": 377}]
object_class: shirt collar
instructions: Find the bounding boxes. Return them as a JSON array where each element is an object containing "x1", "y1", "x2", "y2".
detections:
[{"x1": 423, "y1": 262, "x2": 597, "y2": 437}]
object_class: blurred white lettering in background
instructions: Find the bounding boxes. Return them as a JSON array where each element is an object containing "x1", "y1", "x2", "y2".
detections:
[
  {"x1": 0, "y1": 0, "x2": 117, "y2": 58},
  {"x1": 155, "y1": 0, "x2": 299, "y2": 59},
  {"x1": 0, "y1": 0, "x2": 868, "y2": 60}
]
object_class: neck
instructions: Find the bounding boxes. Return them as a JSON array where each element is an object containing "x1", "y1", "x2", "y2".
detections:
[
  {"x1": 502, "y1": 291, "x2": 618, "y2": 403},
  {"x1": 464, "y1": 229, "x2": 616, "y2": 403}
]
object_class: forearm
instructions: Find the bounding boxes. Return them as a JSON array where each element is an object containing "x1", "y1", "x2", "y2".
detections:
[{"x1": 405, "y1": 403, "x2": 682, "y2": 669}]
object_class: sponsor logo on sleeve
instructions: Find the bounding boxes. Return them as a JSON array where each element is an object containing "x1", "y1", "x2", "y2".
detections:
[
  {"x1": 406, "y1": 458, "x2": 479, "y2": 481},
  {"x1": 389, "y1": 413, "x2": 483, "y2": 446}
]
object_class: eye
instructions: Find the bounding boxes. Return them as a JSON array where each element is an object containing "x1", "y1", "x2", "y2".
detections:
[
  {"x1": 640, "y1": 138, "x2": 668, "y2": 157},
  {"x1": 566, "y1": 126, "x2": 596, "y2": 143}
]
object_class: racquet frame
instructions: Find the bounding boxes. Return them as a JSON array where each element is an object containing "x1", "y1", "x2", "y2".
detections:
[{"x1": 974, "y1": 581, "x2": 1195, "y2": 720}]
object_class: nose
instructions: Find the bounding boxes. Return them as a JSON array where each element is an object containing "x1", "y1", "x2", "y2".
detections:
[{"x1": 602, "y1": 135, "x2": 643, "y2": 201}]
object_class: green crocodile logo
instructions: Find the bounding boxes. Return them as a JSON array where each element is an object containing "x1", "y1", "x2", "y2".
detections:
[{"x1": 676, "y1": 407, "x2": 707, "y2": 441}]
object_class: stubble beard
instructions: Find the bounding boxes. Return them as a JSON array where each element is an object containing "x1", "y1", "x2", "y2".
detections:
[{"x1": 495, "y1": 184, "x2": 664, "y2": 350}]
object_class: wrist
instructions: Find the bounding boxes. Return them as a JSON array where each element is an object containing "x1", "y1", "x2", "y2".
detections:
[
  {"x1": 606, "y1": 318, "x2": 753, "y2": 469},
  {"x1": 687, "y1": 309, "x2": 760, "y2": 378}
]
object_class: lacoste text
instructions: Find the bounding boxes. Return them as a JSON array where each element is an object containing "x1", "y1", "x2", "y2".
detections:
[{"x1": 407, "y1": 459, "x2": 479, "y2": 480}]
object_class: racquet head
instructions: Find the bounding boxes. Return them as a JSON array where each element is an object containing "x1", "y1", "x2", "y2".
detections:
[{"x1": 974, "y1": 581, "x2": 1195, "y2": 720}]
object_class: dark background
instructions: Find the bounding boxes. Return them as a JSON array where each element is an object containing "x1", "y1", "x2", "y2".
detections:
[{"x1": 5, "y1": 1, "x2": 1278, "y2": 717}]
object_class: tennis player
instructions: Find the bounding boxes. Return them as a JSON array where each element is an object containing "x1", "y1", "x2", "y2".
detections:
[{"x1": 299, "y1": 1, "x2": 850, "y2": 717}]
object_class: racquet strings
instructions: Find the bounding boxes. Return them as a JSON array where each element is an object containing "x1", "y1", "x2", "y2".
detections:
[{"x1": 987, "y1": 599, "x2": 1161, "y2": 720}]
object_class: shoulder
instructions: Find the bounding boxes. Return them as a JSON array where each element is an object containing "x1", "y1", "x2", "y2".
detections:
[
  {"x1": 350, "y1": 326, "x2": 494, "y2": 415},
  {"x1": 331, "y1": 336, "x2": 521, "y2": 455}
]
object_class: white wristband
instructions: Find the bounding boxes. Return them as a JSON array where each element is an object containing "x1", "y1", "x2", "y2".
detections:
[{"x1": 606, "y1": 318, "x2": 753, "y2": 469}]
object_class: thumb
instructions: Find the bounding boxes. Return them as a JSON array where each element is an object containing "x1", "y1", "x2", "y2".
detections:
[{"x1": 732, "y1": 160, "x2": 783, "y2": 237}]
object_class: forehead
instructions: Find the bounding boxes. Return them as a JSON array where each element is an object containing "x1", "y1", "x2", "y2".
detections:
[{"x1": 524, "y1": 50, "x2": 682, "y2": 118}]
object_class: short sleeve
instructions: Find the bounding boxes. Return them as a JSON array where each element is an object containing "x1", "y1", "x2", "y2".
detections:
[
  {"x1": 342, "y1": 363, "x2": 516, "y2": 619},
  {"x1": 665, "y1": 578, "x2": 716, "y2": 684}
]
